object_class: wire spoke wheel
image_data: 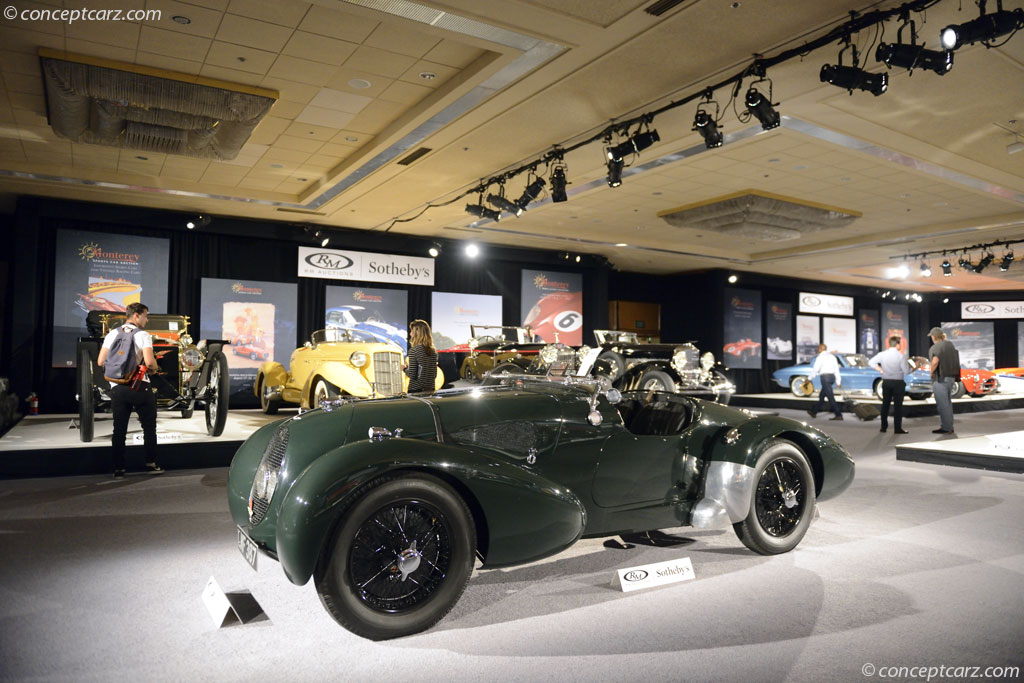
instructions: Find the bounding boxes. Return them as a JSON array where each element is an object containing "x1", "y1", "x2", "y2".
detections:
[
  {"x1": 733, "y1": 439, "x2": 816, "y2": 555},
  {"x1": 754, "y1": 457, "x2": 805, "y2": 537}
]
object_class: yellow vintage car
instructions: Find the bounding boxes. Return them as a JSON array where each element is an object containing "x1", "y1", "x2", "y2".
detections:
[{"x1": 255, "y1": 328, "x2": 443, "y2": 413}]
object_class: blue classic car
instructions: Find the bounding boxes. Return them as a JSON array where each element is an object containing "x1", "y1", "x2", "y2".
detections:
[
  {"x1": 326, "y1": 306, "x2": 407, "y2": 353},
  {"x1": 772, "y1": 352, "x2": 932, "y2": 399}
]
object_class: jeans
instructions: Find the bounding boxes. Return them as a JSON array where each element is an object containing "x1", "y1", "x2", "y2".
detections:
[
  {"x1": 932, "y1": 377, "x2": 955, "y2": 432},
  {"x1": 813, "y1": 373, "x2": 841, "y2": 417},
  {"x1": 110, "y1": 383, "x2": 158, "y2": 470},
  {"x1": 880, "y1": 379, "x2": 906, "y2": 430}
]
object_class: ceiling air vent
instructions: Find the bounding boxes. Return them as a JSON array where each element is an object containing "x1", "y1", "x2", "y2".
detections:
[
  {"x1": 397, "y1": 147, "x2": 432, "y2": 166},
  {"x1": 39, "y1": 48, "x2": 277, "y2": 161},
  {"x1": 644, "y1": 0, "x2": 688, "y2": 17}
]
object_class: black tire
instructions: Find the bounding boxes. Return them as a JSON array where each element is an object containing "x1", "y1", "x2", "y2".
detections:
[
  {"x1": 790, "y1": 375, "x2": 813, "y2": 397},
  {"x1": 314, "y1": 473, "x2": 476, "y2": 640},
  {"x1": 733, "y1": 440, "x2": 816, "y2": 555},
  {"x1": 950, "y1": 381, "x2": 966, "y2": 399},
  {"x1": 204, "y1": 351, "x2": 229, "y2": 437},
  {"x1": 258, "y1": 376, "x2": 280, "y2": 415},
  {"x1": 639, "y1": 369, "x2": 676, "y2": 392},
  {"x1": 460, "y1": 360, "x2": 481, "y2": 384},
  {"x1": 597, "y1": 351, "x2": 625, "y2": 381},
  {"x1": 78, "y1": 348, "x2": 94, "y2": 443},
  {"x1": 874, "y1": 379, "x2": 885, "y2": 400}
]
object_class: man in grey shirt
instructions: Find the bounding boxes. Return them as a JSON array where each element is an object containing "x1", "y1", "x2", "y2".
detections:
[
  {"x1": 928, "y1": 327, "x2": 961, "y2": 435},
  {"x1": 869, "y1": 335, "x2": 913, "y2": 434}
]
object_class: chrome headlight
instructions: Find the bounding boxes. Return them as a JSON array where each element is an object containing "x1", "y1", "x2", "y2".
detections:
[
  {"x1": 180, "y1": 345, "x2": 204, "y2": 370},
  {"x1": 248, "y1": 426, "x2": 288, "y2": 524},
  {"x1": 179, "y1": 333, "x2": 193, "y2": 346},
  {"x1": 540, "y1": 344, "x2": 559, "y2": 364},
  {"x1": 701, "y1": 351, "x2": 715, "y2": 371},
  {"x1": 350, "y1": 351, "x2": 368, "y2": 367},
  {"x1": 575, "y1": 344, "x2": 592, "y2": 364}
]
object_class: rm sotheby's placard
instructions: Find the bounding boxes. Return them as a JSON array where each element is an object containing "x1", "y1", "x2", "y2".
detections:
[
  {"x1": 960, "y1": 301, "x2": 1024, "y2": 320},
  {"x1": 298, "y1": 246, "x2": 434, "y2": 286},
  {"x1": 799, "y1": 291, "x2": 854, "y2": 317},
  {"x1": 613, "y1": 557, "x2": 695, "y2": 592}
]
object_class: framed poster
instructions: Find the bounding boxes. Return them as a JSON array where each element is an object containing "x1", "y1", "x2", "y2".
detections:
[
  {"x1": 723, "y1": 288, "x2": 762, "y2": 369},
  {"x1": 823, "y1": 316, "x2": 857, "y2": 354},
  {"x1": 858, "y1": 309, "x2": 880, "y2": 357},
  {"x1": 520, "y1": 270, "x2": 583, "y2": 344},
  {"x1": 880, "y1": 303, "x2": 909, "y2": 354},
  {"x1": 431, "y1": 292, "x2": 503, "y2": 350},
  {"x1": 325, "y1": 285, "x2": 408, "y2": 353},
  {"x1": 940, "y1": 322, "x2": 995, "y2": 370},
  {"x1": 766, "y1": 301, "x2": 793, "y2": 360},
  {"x1": 1019, "y1": 322, "x2": 1024, "y2": 367},
  {"x1": 52, "y1": 229, "x2": 169, "y2": 367},
  {"x1": 796, "y1": 315, "x2": 819, "y2": 364}
]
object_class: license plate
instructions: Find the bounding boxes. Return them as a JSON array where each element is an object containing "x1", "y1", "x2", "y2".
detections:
[{"x1": 237, "y1": 526, "x2": 258, "y2": 571}]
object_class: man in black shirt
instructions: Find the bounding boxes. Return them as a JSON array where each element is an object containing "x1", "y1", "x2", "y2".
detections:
[{"x1": 928, "y1": 327, "x2": 960, "y2": 435}]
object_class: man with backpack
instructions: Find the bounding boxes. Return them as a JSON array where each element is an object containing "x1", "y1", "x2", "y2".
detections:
[{"x1": 96, "y1": 302, "x2": 164, "y2": 478}]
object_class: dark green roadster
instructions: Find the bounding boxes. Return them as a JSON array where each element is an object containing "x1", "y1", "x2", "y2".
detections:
[{"x1": 228, "y1": 376, "x2": 854, "y2": 640}]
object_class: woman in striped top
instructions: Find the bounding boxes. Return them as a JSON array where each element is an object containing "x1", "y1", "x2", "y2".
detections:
[{"x1": 404, "y1": 319, "x2": 438, "y2": 393}]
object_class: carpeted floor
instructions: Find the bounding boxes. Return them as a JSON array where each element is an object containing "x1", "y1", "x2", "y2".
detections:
[{"x1": 1, "y1": 408, "x2": 1022, "y2": 683}]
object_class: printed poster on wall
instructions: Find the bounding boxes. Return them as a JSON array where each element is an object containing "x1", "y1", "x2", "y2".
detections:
[
  {"x1": 796, "y1": 315, "x2": 819, "y2": 364},
  {"x1": 940, "y1": 321, "x2": 995, "y2": 370},
  {"x1": 880, "y1": 303, "x2": 909, "y2": 354},
  {"x1": 765, "y1": 301, "x2": 792, "y2": 360},
  {"x1": 1019, "y1": 322, "x2": 1024, "y2": 366},
  {"x1": 520, "y1": 270, "x2": 583, "y2": 344},
  {"x1": 200, "y1": 278, "x2": 297, "y2": 406},
  {"x1": 325, "y1": 285, "x2": 408, "y2": 353},
  {"x1": 858, "y1": 309, "x2": 880, "y2": 357},
  {"x1": 52, "y1": 229, "x2": 169, "y2": 367},
  {"x1": 823, "y1": 317, "x2": 857, "y2": 354},
  {"x1": 431, "y1": 292, "x2": 504, "y2": 350},
  {"x1": 723, "y1": 287, "x2": 762, "y2": 369}
]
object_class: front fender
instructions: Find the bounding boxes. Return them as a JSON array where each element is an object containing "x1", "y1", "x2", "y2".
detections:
[
  {"x1": 257, "y1": 362, "x2": 287, "y2": 395},
  {"x1": 301, "y1": 361, "x2": 372, "y2": 404},
  {"x1": 275, "y1": 438, "x2": 586, "y2": 585}
]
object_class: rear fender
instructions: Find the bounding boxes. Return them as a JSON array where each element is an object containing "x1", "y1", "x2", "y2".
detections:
[
  {"x1": 275, "y1": 438, "x2": 586, "y2": 585},
  {"x1": 257, "y1": 362, "x2": 288, "y2": 395}
]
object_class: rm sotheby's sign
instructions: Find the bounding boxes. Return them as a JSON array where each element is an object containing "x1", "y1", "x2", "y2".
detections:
[
  {"x1": 298, "y1": 246, "x2": 434, "y2": 286},
  {"x1": 613, "y1": 556, "x2": 695, "y2": 593},
  {"x1": 960, "y1": 301, "x2": 1024, "y2": 319},
  {"x1": 799, "y1": 292, "x2": 854, "y2": 317}
]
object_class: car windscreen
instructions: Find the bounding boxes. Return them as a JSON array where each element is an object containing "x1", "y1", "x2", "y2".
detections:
[
  {"x1": 841, "y1": 354, "x2": 870, "y2": 368},
  {"x1": 312, "y1": 328, "x2": 380, "y2": 344}
]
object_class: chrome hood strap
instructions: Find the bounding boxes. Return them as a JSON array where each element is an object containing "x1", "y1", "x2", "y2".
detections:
[{"x1": 407, "y1": 394, "x2": 444, "y2": 443}]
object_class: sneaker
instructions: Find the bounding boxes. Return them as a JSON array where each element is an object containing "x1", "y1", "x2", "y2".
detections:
[
  {"x1": 879, "y1": 427, "x2": 887, "y2": 433},
  {"x1": 806, "y1": 410, "x2": 817, "y2": 418},
  {"x1": 894, "y1": 429, "x2": 909, "y2": 434},
  {"x1": 113, "y1": 468, "x2": 126, "y2": 479},
  {"x1": 932, "y1": 428, "x2": 954, "y2": 434},
  {"x1": 829, "y1": 415, "x2": 844, "y2": 421},
  {"x1": 145, "y1": 462, "x2": 164, "y2": 475}
]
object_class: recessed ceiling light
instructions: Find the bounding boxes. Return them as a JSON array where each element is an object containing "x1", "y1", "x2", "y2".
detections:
[
  {"x1": 768, "y1": 158, "x2": 780, "y2": 163},
  {"x1": 172, "y1": 15, "x2": 191, "y2": 24},
  {"x1": 269, "y1": 163, "x2": 284, "y2": 169},
  {"x1": 297, "y1": 177, "x2": 307, "y2": 182},
  {"x1": 793, "y1": 164, "x2": 807, "y2": 170},
  {"x1": 348, "y1": 78, "x2": 372, "y2": 89},
  {"x1": 419, "y1": 71, "x2": 436, "y2": 80},
  {"x1": 135, "y1": 155, "x2": 148, "y2": 160},
  {"x1": 345, "y1": 136, "x2": 359, "y2": 142},
  {"x1": 615, "y1": 243, "x2": 627, "y2": 247},
  {"x1": 237, "y1": 56, "x2": 247, "y2": 63},
  {"x1": 840, "y1": 176, "x2": 852, "y2": 182},
  {"x1": 652, "y1": 191, "x2": 662, "y2": 195}
]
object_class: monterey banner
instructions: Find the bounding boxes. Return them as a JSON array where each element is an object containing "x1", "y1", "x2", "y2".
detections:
[
  {"x1": 796, "y1": 315, "x2": 819, "y2": 364},
  {"x1": 858, "y1": 309, "x2": 880, "y2": 357},
  {"x1": 52, "y1": 229, "x2": 169, "y2": 367},
  {"x1": 940, "y1": 321, "x2": 995, "y2": 370},
  {"x1": 880, "y1": 303, "x2": 909, "y2": 354},
  {"x1": 325, "y1": 285, "x2": 408, "y2": 353},
  {"x1": 431, "y1": 292, "x2": 503, "y2": 350},
  {"x1": 520, "y1": 270, "x2": 583, "y2": 345},
  {"x1": 298, "y1": 246, "x2": 434, "y2": 286},
  {"x1": 765, "y1": 301, "x2": 792, "y2": 360},
  {"x1": 723, "y1": 287, "x2": 762, "y2": 369}
]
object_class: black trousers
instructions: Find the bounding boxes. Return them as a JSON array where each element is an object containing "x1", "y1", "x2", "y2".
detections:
[
  {"x1": 813, "y1": 373, "x2": 841, "y2": 417},
  {"x1": 880, "y1": 379, "x2": 906, "y2": 430},
  {"x1": 110, "y1": 383, "x2": 158, "y2": 470}
]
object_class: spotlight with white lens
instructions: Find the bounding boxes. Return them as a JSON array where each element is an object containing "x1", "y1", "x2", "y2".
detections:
[
  {"x1": 941, "y1": 259, "x2": 952, "y2": 276},
  {"x1": 465, "y1": 203, "x2": 501, "y2": 221},
  {"x1": 515, "y1": 176, "x2": 546, "y2": 212},
  {"x1": 744, "y1": 87, "x2": 780, "y2": 130},
  {"x1": 487, "y1": 193, "x2": 522, "y2": 217},
  {"x1": 465, "y1": 243, "x2": 480, "y2": 258},
  {"x1": 550, "y1": 165, "x2": 568, "y2": 203},
  {"x1": 606, "y1": 157, "x2": 624, "y2": 187},
  {"x1": 606, "y1": 130, "x2": 661, "y2": 161},
  {"x1": 876, "y1": 42, "x2": 953, "y2": 75},
  {"x1": 1000, "y1": 252, "x2": 1014, "y2": 271},
  {"x1": 820, "y1": 64, "x2": 888, "y2": 96},
  {"x1": 941, "y1": 8, "x2": 1024, "y2": 50},
  {"x1": 693, "y1": 110, "x2": 723, "y2": 148},
  {"x1": 920, "y1": 261, "x2": 932, "y2": 277}
]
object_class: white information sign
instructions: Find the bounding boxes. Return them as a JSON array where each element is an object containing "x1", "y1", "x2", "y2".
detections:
[
  {"x1": 298, "y1": 246, "x2": 434, "y2": 286},
  {"x1": 799, "y1": 292, "x2": 854, "y2": 317},
  {"x1": 201, "y1": 576, "x2": 241, "y2": 628},
  {"x1": 961, "y1": 301, "x2": 1024, "y2": 319},
  {"x1": 613, "y1": 556, "x2": 695, "y2": 593}
]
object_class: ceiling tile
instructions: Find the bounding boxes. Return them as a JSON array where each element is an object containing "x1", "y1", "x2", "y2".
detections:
[
  {"x1": 264, "y1": 146, "x2": 311, "y2": 163},
  {"x1": 378, "y1": 80, "x2": 432, "y2": 106},
  {"x1": 283, "y1": 121, "x2": 337, "y2": 142},
  {"x1": 226, "y1": 0, "x2": 309, "y2": 28},
  {"x1": 3, "y1": 73, "x2": 44, "y2": 96},
  {"x1": 324, "y1": 68, "x2": 393, "y2": 99},
  {"x1": 134, "y1": 51, "x2": 202, "y2": 74},
  {"x1": 66, "y1": 15, "x2": 141, "y2": 47},
  {"x1": 204, "y1": 40, "x2": 277, "y2": 75},
  {"x1": 237, "y1": 176, "x2": 281, "y2": 190},
  {"x1": 247, "y1": 115, "x2": 290, "y2": 145},
  {"x1": 176, "y1": 0, "x2": 229, "y2": 10},
  {"x1": 0, "y1": 27, "x2": 64, "y2": 54},
  {"x1": 1, "y1": 2, "x2": 65, "y2": 35},
  {"x1": 296, "y1": 5, "x2": 378, "y2": 43},
  {"x1": 302, "y1": 154, "x2": 342, "y2": 170},
  {"x1": 11, "y1": 108, "x2": 47, "y2": 127},
  {"x1": 267, "y1": 55, "x2": 338, "y2": 87},
  {"x1": 295, "y1": 105, "x2": 355, "y2": 129},
  {"x1": 318, "y1": 143, "x2": 355, "y2": 157},
  {"x1": 138, "y1": 24, "x2": 211, "y2": 61},
  {"x1": 268, "y1": 99, "x2": 303, "y2": 119},
  {"x1": 7, "y1": 92, "x2": 45, "y2": 115},
  {"x1": 363, "y1": 23, "x2": 440, "y2": 59},
  {"x1": 306, "y1": 88, "x2": 371, "y2": 115},
  {"x1": 198, "y1": 63, "x2": 265, "y2": 86},
  {"x1": 344, "y1": 99, "x2": 404, "y2": 135},
  {"x1": 65, "y1": 38, "x2": 137, "y2": 63},
  {"x1": 343, "y1": 46, "x2": 416, "y2": 80},
  {"x1": 398, "y1": 60, "x2": 459, "y2": 88},
  {"x1": 215, "y1": 14, "x2": 293, "y2": 52},
  {"x1": 281, "y1": 31, "x2": 357, "y2": 67},
  {"x1": 328, "y1": 130, "x2": 371, "y2": 147},
  {"x1": 143, "y1": 0, "x2": 225, "y2": 39},
  {"x1": 258, "y1": 77, "x2": 319, "y2": 104},
  {"x1": 162, "y1": 165, "x2": 207, "y2": 181},
  {"x1": 1, "y1": 51, "x2": 43, "y2": 77},
  {"x1": 275, "y1": 135, "x2": 323, "y2": 154}
]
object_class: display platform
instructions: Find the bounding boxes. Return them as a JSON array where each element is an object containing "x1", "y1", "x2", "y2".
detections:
[
  {"x1": 730, "y1": 391, "x2": 1024, "y2": 416},
  {"x1": 0, "y1": 408, "x2": 294, "y2": 477},
  {"x1": 896, "y1": 431, "x2": 1024, "y2": 474}
]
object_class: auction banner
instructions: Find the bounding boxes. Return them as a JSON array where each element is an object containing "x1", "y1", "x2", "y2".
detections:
[
  {"x1": 823, "y1": 316, "x2": 857, "y2": 354},
  {"x1": 298, "y1": 246, "x2": 434, "y2": 286},
  {"x1": 431, "y1": 292, "x2": 503, "y2": 350},
  {"x1": 858, "y1": 309, "x2": 880, "y2": 357},
  {"x1": 798, "y1": 291, "x2": 854, "y2": 317},
  {"x1": 1019, "y1": 322, "x2": 1024, "y2": 366},
  {"x1": 200, "y1": 278, "x2": 297, "y2": 406},
  {"x1": 723, "y1": 287, "x2": 762, "y2": 369},
  {"x1": 941, "y1": 321, "x2": 995, "y2": 370},
  {"x1": 796, "y1": 315, "x2": 819, "y2": 364},
  {"x1": 52, "y1": 229, "x2": 169, "y2": 367},
  {"x1": 765, "y1": 301, "x2": 792, "y2": 360},
  {"x1": 325, "y1": 285, "x2": 408, "y2": 353},
  {"x1": 520, "y1": 270, "x2": 583, "y2": 345},
  {"x1": 960, "y1": 301, "x2": 1024, "y2": 319},
  {"x1": 881, "y1": 303, "x2": 909, "y2": 354}
]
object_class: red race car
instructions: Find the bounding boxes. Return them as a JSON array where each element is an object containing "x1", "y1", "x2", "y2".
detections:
[
  {"x1": 232, "y1": 335, "x2": 270, "y2": 361},
  {"x1": 523, "y1": 291, "x2": 583, "y2": 345},
  {"x1": 724, "y1": 338, "x2": 761, "y2": 360},
  {"x1": 955, "y1": 368, "x2": 998, "y2": 398}
]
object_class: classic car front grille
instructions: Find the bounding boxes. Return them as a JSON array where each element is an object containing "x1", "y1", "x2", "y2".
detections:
[
  {"x1": 249, "y1": 426, "x2": 288, "y2": 526},
  {"x1": 372, "y1": 351, "x2": 403, "y2": 396}
]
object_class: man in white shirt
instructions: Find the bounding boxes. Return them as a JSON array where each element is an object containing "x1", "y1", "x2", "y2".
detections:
[
  {"x1": 807, "y1": 343, "x2": 843, "y2": 421},
  {"x1": 96, "y1": 302, "x2": 163, "y2": 478},
  {"x1": 869, "y1": 335, "x2": 914, "y2": 434}
]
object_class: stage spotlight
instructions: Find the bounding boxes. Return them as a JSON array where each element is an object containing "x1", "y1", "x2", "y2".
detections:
[
  {"x1": 186, "y1": 220, "x2": 195, "y2": 230},
  {"x1": 941, "y1": 259, "x2": 952, "y2": 276},
  {"x1": 465, "y1": 203, "x2": 501, "y2": 221},
  {"x1": 428, "y1": 242, "x2": 441, "y2": 258},
  {"x1": 515, "y1": 176, "x2": 547, "y2": 212},
  {"x1": 744, "y1": 86, "x2": 780, "y2": 130},
  {"x1": 894, "y1": 263, "x2": 910, "y2": 279},
  {"x1": 606, "y1": 129, "x2": 661, "y2": 162},
  {"x1": 820, "y1": 64, "x2": 888, "y2": 96},
  {"x1": 1000, "y1": 251, "x2": 1014, "y2": 271},
  {"x1": 550, "y1": 164, "x2": 568, "y2": 203},
  {"x1": 575, "y1": 255, "x2": 581, "y2": 263},
  {"x1": 312, "y1": 229, "x2": 330, "y2": 247},
  {"x1": 606, "y1": 157, "x2": 624, "y2": 187},
  {"x1": 693, "y1": 110, "x2": 723, "y2": 148},
  {"x1": 186, "y1": 214, "x2": 211, "y2": 230},
  {"x1": 920, "y1": 261, "x2": 932, "y2": 277},
  {"x1": 487, "y1": 193, "x2": 522, "y2": 217},
  {"x1": 727, "y1": 274, "x2": 738, "y2": 283},
  {"x1": 465, "y1": 243, "x2": 479, "y2": 258},
  {"x1": 876, "y1": 42, "x2": 953, "y2": 75},
  {"x1": 974, "y1": 252, "x2": 994, "y2": 273},
  {"x1": 941, "y1": 7, "x2": 1024, "y2": 50}
]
